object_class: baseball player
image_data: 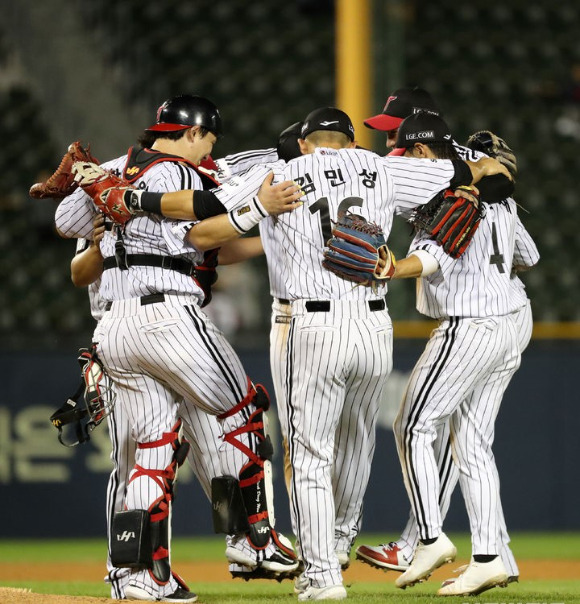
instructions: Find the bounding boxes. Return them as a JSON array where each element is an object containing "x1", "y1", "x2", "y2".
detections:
[
  {"x1": 69, "y1": 214, "x2": 270, "y2": 598},
  {"x1": 54, "y1": 94, "x2": 302, "y2": 601},
  {"x1": 356, "y1": 90, "x2": 531, "y2": 586},
  {"x1": 361, "y1": 112, "x2": 539, "y2": 596},
  {"x1": 144, "y1": 120, "x2": 381, "y2": 575},
  {"x1": 80, "y1": 105, "x2": 512, "y2": 601},
  {"x1": 186, "y1": 125, "x2": 357, "y2": 574}
]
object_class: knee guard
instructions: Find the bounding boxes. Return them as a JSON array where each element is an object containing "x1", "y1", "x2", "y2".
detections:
[
  {"x1": 114, "y1": 419, "x2": 189, "y2": 584},
  {"x1": 218, "y1": 381, "x2": 275, "y2": 549}
]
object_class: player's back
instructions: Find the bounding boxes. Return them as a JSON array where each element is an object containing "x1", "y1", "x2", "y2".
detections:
[
  {"x1": 276, "y1": 147, "x2": 394, "y2": 301},
  {"x1": 415, "y1": 199, "x2": 527, "y2": 318}
]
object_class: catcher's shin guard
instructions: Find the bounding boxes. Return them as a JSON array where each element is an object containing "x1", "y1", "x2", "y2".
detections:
[
  {"x1": 219, "y1": 381, "x2": 275, "y2": 549},
  {"x1": 126, "y1": 419, "x2": 190, "y2": 584}
]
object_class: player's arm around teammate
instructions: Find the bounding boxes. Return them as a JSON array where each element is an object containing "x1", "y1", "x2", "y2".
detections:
[{"x1": 70, "y1": 213, "x2": 105, "y2": 286}]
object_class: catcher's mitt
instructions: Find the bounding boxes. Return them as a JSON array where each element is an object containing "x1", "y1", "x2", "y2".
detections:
[
  {"x1": 322, "y1": 212, "x2": 396, "y2": 286},
  {"x1": 72, "y1": 161, "x2": 137, "y2": 224},
  {"x1": 29, "y1": 141, "x2": 99, "y2": 199},
  {"x1": 466, "y1": 130, "x2": 517, "y2": 178},
  {"x1": 410, "y1": 188, "x2": 482, "y2": 259}
]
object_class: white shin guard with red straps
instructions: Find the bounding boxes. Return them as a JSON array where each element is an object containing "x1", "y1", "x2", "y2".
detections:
[
  {"x1": 124, "y1": 419, "x2": 190, "y2": 585},
  {"x1": 218, "y1": 381, "x2": 275, "y2": 549}
]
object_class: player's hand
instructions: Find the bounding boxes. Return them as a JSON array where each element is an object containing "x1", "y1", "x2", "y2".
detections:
[
  {"x1": 257, "y1": 172, "x2": 304, "y2": 216},
  {"x1": 452, "y1": 185, "x2": 480, "y2": 206},
  {"x1": 92, "y1": 213, "x2": 106, "y2": 245},
  {"x1": 374, "y1": 245, "x2": 397, "y2": 280}
]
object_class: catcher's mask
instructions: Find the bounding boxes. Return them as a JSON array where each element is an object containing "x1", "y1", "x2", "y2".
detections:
[{"x1": 50, "y1": 345, "x2": 116, "y2": 447}]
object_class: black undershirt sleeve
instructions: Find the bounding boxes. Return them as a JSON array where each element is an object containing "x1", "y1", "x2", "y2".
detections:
[
  {"x1": 138, "y1": 190, "x2": 226, "y2": 219},
  {"x1": 192, "y1": 190, "x2": 227, "y2": 219},
  {"x1": 448, "y1": 161, "x2": 514, "y2": 203},
  {"x1": 449, "y1": 160, "x2": 472, "y2": 188}
]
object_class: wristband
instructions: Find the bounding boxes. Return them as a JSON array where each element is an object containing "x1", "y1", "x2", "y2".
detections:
[
  {"x1": 136, "y1": 191, "x2": 163, "y2": 215},
  {"x1": 227, "y1": 196, "x2": 268, "y2": 234},
  {"x1": 409, "y1": 250, "x2": 439, "y2": 276}
]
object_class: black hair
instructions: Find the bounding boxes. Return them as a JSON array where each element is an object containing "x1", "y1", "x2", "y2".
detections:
[
  {"x1": 426, "y1": 141, "x2": 459, "y2": 160},
  {"x1": 137, "y1": 126, "x2": 211, "y2": 149}
]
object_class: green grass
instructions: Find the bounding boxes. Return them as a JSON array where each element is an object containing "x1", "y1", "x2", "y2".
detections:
[{"x1": 1, "y1": 533, "x2": 579, "y2": 603}]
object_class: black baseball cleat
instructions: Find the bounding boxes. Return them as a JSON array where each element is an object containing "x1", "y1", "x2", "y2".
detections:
[
  {"x1": 230, "y1": 566, "x2": 288, "y2": 582},
  {"x1": 161, "y1": 587, "x2": 198, "y2": 602}
]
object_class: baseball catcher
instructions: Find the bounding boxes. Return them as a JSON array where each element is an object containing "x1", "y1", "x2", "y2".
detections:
[{"x1": 29, "y1": 142, "x2": 99, "y2": 199}]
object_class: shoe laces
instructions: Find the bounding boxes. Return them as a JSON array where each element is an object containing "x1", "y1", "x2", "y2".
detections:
[{"x1": 380, "y1": 542, "x2": 399, "y2": 551}]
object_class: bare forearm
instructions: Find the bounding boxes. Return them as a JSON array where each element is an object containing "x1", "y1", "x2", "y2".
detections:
[
  {"x1": 218, "y1": 237, "x2": 264, "y2": 265},
  {"x1": 187, "y1": 214, "x2": 241, "y2": 251},
  {"x1": 70, "y1": 245, "x2": 104, "y2": 287},
  {"x1": 465, "y1": 157, "x2": 511, "y2": 184},
  {"x1": 392, "y1": 255, "x2": 424, "y2": 279},
  {"x1": 159, "y1": 190, "x2": 195, "y2": 219}
]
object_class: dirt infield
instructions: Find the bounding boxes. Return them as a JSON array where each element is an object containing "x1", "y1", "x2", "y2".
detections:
[{"x1": 1, "y1": 559, "x2": 579, "y2": 603}]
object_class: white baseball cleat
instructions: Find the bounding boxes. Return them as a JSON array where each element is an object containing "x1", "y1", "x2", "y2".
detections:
[
  {"x1": 294, "y1": 572, "x2": 309, "y2": 594},
  {"x1": 437, "y1": 558, "x2": 508, "y2": 596},
  {"x1": 355, "y1": 542, "x2": 410, "y2": 572},
  {"x1": 124, "y1": 584, "x2": 198, "y2": 602},
  {"x1": 297, "y1": 584, "x2": 347, "y2": 601},
  {"x1": 395, "y1": 533, "x2": 456, "y2": 589},
  {"x1": 225, "y1": 530, "x2": 299, "y2": 576}
]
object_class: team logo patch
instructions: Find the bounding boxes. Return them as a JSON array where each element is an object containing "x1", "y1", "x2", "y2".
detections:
[
  {"x1": 405, "y1": 130, "x2": 434, "y2": 141},
  {"x1": 383, "y1": 95, "x2": 397, "y2": 110}
]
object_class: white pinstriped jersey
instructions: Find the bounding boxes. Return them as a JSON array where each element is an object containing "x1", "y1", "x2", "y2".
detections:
[
  {"x1": 214, "y1": 148, "x2": 278, "y2": 182},
  {"x1": 259, "y1": 217, "x2": 290, "y2": 300},
  {"x1": 411, "y1": 199, "x2": 539, "y2": 318},
  {"x1": 55, "y1": 157, "x2": 218, "y2": 301},
  {"x1": 212, "y1": 147, "x2": 291, "y2": 300},
  {"x1": 213, "y1": 147, "x2": 459, "y2": 300},
  {"x1": 453, "y1": 140, "x2": 540, "y2": 308},
  {"x1": 74, "y1": 234, "x2": 131, "y2": 317}
]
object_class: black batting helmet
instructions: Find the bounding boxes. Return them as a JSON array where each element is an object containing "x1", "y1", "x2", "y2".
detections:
[{"x1": 146, "y1": 94, "x2": 223, "y2": 137}]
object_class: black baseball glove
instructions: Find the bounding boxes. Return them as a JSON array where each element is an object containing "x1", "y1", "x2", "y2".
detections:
[{"x1": 409, "y1": 188, "x2": 482, "y2": 259}]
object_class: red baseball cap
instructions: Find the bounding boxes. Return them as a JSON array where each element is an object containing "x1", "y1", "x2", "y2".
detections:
[{"x1": 364, "y1": 87, "x2": 441, "y2": 131}]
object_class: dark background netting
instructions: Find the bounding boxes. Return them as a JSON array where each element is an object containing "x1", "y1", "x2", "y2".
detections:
[{"x1": 1, "y1": 0, "x2": 578, "y2": 350}]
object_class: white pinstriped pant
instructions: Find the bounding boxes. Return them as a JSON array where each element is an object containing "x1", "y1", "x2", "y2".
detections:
[
  {"x1": 285, "y1": 299, "x2": 393, "y2": 588},
  {"x1": 394, "y1": 310, "x2": 521, "y2": 556},
  {"x1": 396, "y1": 300, "x2": 532, "y2": 575},
  {"x1": 94, "y1": 294, "x2": 258, "y2": 593},
  {"x1": 270, "y1": 299, "x2": 372, "y2": 556}
]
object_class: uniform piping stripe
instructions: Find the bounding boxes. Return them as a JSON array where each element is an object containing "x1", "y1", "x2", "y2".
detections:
[
  {"x1": 184, "y1": 305, "x2": 245, "y2": 401},
  {"x1": 438, "y1": 437, "x2": 454, "y2": 506},
  {"x1": 177, "y1": 163, "x2": 192, "y2": 190},
  {"x1": 403, "y1": 317, "x2": 459, "y2": 539},
  {"x1": 285, "y1": 319, "x2": 303, "y2": 539}
]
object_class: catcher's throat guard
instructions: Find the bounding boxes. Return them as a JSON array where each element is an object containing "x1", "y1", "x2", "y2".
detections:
[{"x1": 50, "y1": 345, "x2": 116, "y2": 447}]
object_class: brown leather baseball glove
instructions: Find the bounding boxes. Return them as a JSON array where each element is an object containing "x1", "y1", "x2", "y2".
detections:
[{"x1": 29, "y1": 141, "x2": 99, "y2": 199}]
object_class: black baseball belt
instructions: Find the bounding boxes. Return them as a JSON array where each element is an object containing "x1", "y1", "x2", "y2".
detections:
[{"x1": 102, "y1": 254, "x2": 197, "y2": 277}]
